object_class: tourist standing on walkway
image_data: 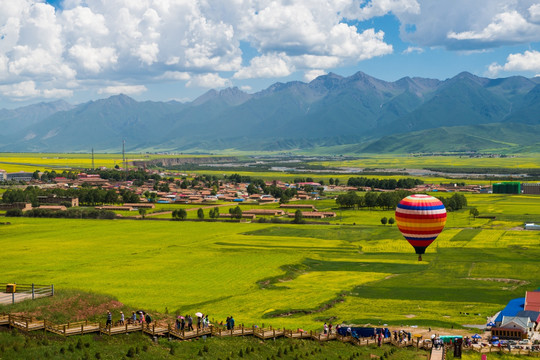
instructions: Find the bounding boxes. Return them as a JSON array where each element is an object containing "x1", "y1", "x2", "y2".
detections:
[
  {"x1": 119, "y1": 311, "x2": 125, "y2": 326},
  {"x1": 323, "y1": 322, "x2": 328, "y2": 334},
  {"x1": 226, "y1": 317, "x2": 230, "y2": 330},
  {"x1": 197, "y1": 315, "x2": 202, "y2": 329},
  {"x1": 106, "y1": 310, "x2": 112, "y2": 327},
  {"x1": 131, "y1": 311, "x2": 136, "y2": 324},
  {"x1": 181, "y1": 316, "x2": 186, "y2": 330},
  {"x1": 188, "y1": 315, "x2": 193, "y2": 331},
  {"x1": 145, "y1": 313, "x2": 152, "y2": 327},
  {"x1": 328, "y1": 323, "x2": 332, "y2": 335},
  {"x1": 230, "y1": 316, "x2": 235, "y2": 329}
]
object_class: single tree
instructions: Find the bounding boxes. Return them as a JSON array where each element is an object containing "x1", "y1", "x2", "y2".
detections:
[
  {"x1": 293, "y1": 210, "x2": 305, "y2": 224},
  {"x1": 380, "y1": 216, "x2": 388, "y2": 225},
  {"x1": 138, "y1": 208, "x2": 147, "y2": 219},
  {"x1": 178, "y1": 208, "x2": 187, "y2": 220},
  {"x1": 197, "y1": 208, "x2": 204, "y2": 220},
  {"x1": 388, "y1": 217, "x2": 395, "y2": 226},
  {"x1": 469, "y1": 207, "x2": 479, "y2": 219}
]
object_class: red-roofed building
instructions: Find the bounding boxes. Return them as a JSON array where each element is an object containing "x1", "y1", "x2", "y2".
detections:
[{"x1": 524, "y1": 291, "x2": 540, "y2": 312}]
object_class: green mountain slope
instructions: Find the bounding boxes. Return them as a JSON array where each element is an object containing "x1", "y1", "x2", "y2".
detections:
[{"x1": 358, "y1": 123, "x2": 540, "y2": 153}]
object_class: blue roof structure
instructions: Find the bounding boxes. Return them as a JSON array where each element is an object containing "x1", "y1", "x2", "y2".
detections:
[{"x1": 495, "y1": 297, "x2": 525, "y2": 323}]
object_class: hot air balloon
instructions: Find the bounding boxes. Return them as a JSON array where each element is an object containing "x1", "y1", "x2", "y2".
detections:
[{"x1": 395, "y1": 194, "x2": 446, "y2": 261}]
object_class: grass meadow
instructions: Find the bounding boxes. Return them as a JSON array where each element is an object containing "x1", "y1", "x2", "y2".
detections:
[{"x1": 1, "y1": 193, "x2": 539, "y2": 332}]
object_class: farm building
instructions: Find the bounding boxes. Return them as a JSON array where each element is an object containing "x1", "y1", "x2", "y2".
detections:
[
  {"x1": 38, "y1": 205, "x2": 67, "y2": 211},
  {"x1": 286, "y1": 211, "x2": 337, "y2": 219},
  {"x1": 492, "y1": 182, "x2": 521, "y2": 194},
  {"x1": 525, "y1": 291, "x2": 540, "y2": 312},
  {"x1": 242, "y1": 209, "x2": 285, "y2": 216},
  {"x1": 6, "y1": 172, "x2": 34, "y2": 182},
  {"x1": 491, "y1": 316, "x2": 535, "y2": 340},
  {"x1": 522, "y1": 183, "x2": 540, "y2": 194},
  {"x1": 37, "y1": 195, "x2": 79, "y2": 207},
  {"x1": 124, "y1": 203, "x2": 155, "y2": 209},
  {"x1": 280, "y1": 204, "x2": 316, "y2": 210},
  {"x1": 0, "y1": 202, "x2": 32, "y2": 211},
  {"x1": 525, "y1": 223, "x2": 540, "y2": 230}
]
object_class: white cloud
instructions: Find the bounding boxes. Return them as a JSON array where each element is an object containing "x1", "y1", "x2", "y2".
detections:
[
  {"x1": 186, "y1": 73, "x2": 231, "y2": 88},
  {"x1": 448, "y1": 11, "x2": 540, "y2": 43},
  {"x1": 397, "y1": 1, "x2": 540, "y2": 50},
  {"x1": 529, "y1": 3, "x2": 540, "y2": 23},
  {"x1": 0, "y1": 81, "x2": 40, "y2": 98},
  {"x1": 0, "y1": 80, "x2": 72, "y2": 99},
  {"x1": 158, "y1": 71, "x2": 191, "y2": 81},
  {"x1": 234, "y1": 53, "x2": 293, "y2": 79},
  {"x1": 98, "y1": 85, "x2": 147, "y2": 95},
  {"x1": 0, "y1": 0, "x2": 402, "y2": 102},
  {"x1": 68, "y1": 42, "x2": 117, "y2": 73},
  {"x1": 328, "y1": 26, "x2": 392, "y2": 60},
  {"x1": 488, "y1": 50, "x2": 540, "y2": 77},
  {"x1": 304, "y1": 69, "x2": 327, "y2": 82},
  {"x1": 239, "y1": 85, "x2": 252, "y2": 92},
  {"x1": 343, "y1": 0, "x2": 420, "y2": 21},
  {"x1": 43, "y1": 88, "x2": 73, "y2": 98},
  {"x1": 402, "y1": 46, "x2": 424, "y2": 54}
]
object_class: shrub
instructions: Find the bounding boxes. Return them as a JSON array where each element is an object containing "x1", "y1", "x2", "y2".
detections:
[{"x1": 5, "y1": 208, "x2": 23, "y2": 217}]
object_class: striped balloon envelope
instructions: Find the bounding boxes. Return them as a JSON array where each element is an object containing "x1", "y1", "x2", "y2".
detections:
[{"x1": 395, "y1": 194, "x2": 446, "y2": 261}]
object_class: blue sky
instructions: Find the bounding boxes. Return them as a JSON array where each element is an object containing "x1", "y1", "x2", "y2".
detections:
[{"x1": 1, "y1": 0, "x2": 540, "y2": 108}]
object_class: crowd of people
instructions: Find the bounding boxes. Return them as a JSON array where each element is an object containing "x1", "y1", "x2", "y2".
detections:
[
  {"x1": 105, "y1": 311, "x2": 236, "y2": 333},
  {"x1": 104, "y1": 310, "x2": 152, "y2": 328}
]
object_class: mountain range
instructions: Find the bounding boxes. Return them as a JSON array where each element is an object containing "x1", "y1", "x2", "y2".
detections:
[{"x1": 1, "y1": 71, "x2": 540, "y2": 153}]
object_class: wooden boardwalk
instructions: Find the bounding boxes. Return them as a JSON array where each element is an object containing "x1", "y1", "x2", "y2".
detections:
[
  {"x1": 1, "y1": 312, "x2": 538, "y2": 357},
  {"x1": 430, "y1": 347, "x2": 444, "y2": 360},
  {"x1": 46, "y1": 320, "x2": 101, "y2": 336}
]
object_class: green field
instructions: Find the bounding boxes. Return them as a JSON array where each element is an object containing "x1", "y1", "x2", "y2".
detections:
[{"x1": 2, "y1": 193, "x2": 539, "y2": 332}]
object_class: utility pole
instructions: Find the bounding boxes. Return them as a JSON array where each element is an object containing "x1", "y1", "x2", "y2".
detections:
[
  {"x1": 91, "y1": 148, "x2": 94, "y2": 170},
  {"x1": 122, "y1": 140, "x2": 127, "y2": 181}
]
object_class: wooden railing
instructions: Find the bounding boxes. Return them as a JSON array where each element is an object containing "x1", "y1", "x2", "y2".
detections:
[{"x1": 1, "y1": 283, "x2": 54, "y2": 304}]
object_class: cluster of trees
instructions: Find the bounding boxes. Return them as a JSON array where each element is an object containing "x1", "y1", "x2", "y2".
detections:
[
  {"x1": 32, "y1": 170, "x2": 78, "y2": 181},
  {"x1": 1, "y1": 187, "x2": 139, "y2": 206},
  {"x1": 336, "y1": 190, "x2": 413, "y2": 210},
  {"x1": 6, "y1": 208, "x2": 115, "y2": 219},
  {"x1": 208, "y1": 207, "x2": 220, "y2": 219},
  {"x1": 347, "y1": 177, "x2": 423, "y2": 190},
  {"x1": 171, "y1": 208, "x2": 187, "y2": 220},
  {"x1": 437, "y1": 193, "x2": 467, "y2": 211},
  {"x1": 87, "y1": 169, "x2": 162, "y2": 183},
  {"x1": 228, "y1": 206, "x2": 243, "y2": 219},
  {"x1": 380, "y1": 217, "x2": 395, "y2": 225},
  {"x1": 337, "y1": 190, "x2": 469, "y2": 213}
]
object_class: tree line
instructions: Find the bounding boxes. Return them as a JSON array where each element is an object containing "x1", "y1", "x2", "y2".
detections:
[
  {"x1": 5, "y1": 208, "x2": 116, "y2": 219},
  {"x1": 1, "y1": 186, "x2": 139, "y2": 206},
  {"x1": 347, "y1": 177, "x2": 423, "y2": 189},
  {"x1": 336, "y1": 190, "x2": 468, "y2": 212}
]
